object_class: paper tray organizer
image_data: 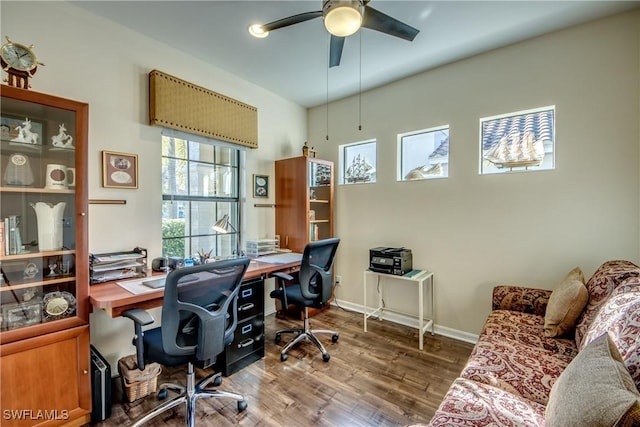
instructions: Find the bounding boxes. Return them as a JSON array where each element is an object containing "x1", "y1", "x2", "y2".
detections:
[{"x1": 89, "y1": 247, "x2": 147, "y2": 284}]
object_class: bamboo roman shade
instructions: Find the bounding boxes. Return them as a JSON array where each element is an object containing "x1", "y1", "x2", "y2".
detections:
[{"x1": 149, "y1": 70, "x2": 258, "y2": 148}]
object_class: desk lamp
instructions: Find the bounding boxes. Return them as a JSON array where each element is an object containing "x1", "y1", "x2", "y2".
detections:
[{"x1": 213, "y1": 214, "x2": 241, "y2": 255}]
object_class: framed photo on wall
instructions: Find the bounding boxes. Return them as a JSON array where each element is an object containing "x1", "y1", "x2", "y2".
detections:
[
  {"x1": 253, "y1": 174, "x2": 269, "y2": 198},
  {"x1": 102, "y1": 151, "x2": 138, "y2": 189}
]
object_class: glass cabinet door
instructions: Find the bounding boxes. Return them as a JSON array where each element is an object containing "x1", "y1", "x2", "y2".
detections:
[
  {"x1": 307, "y1": 159, "x2": 333, "y2": 242},
  {"x1": 0, "y1": 89, "x2": 87, "y2": 337}
]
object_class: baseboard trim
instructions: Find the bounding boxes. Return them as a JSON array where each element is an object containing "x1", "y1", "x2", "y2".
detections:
[
  {"x1": 332, "y1": 299, "x2": 479, "y2": 344},
  {"x1": 265, "y1": 299, "x2": 479, "y2": 344}
]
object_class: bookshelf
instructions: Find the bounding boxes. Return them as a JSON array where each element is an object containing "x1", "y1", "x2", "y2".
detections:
[{"x1": 275, "y1": 156, "x2": 334, "y2": 252}]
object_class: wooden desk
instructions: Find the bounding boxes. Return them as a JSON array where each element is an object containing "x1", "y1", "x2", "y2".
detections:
[{"x1": 90, "y1": 258, "x2": 300, "y2": 317}]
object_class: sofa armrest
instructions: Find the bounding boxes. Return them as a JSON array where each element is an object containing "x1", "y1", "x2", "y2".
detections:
[{"x1": 492, "y1": 285, "x2": 552, "y2": 316}]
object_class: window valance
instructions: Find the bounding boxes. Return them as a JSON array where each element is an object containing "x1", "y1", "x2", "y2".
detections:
[{"x1": 149, "y1": 70, "x2": 258, "y2": 149}]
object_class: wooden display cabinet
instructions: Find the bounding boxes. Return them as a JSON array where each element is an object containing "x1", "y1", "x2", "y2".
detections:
[
  {"x1": 275, "y1": 156, "x2": 334, "y2": 253},
  {"x1": 0, "y1": 86, "x2": 90, "y2": 426},
  {"x1": 275, "y1": 156, "x2": 334, "y2": 318}
]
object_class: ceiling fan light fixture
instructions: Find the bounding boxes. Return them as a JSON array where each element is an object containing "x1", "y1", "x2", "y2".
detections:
[
  {"x1": 324, "y1": 2, "x2": 363, "y2": 37},
  {"x1": 248, "y1": 24, "x2": 269, "y2": 38}
]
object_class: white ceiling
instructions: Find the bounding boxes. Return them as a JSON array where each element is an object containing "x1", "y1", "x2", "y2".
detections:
[{"x1": 71, "y1": 1, "x2": 639, "y2": 108}]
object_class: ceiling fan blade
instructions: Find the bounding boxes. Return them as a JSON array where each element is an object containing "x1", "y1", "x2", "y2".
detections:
[
  {"x1": 361, "y1": 6, "x2": 419, "y2": 41},
  {"x1": 262, "y1": 10, "x2": 323, "y2": 32},
  {"x1": 329, "y1": 35, "x2": 345, "y2": 68}
]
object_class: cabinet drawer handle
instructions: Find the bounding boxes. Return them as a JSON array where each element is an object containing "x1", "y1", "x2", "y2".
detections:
[
  {"x1": 238, "y1": 338, "x2": 254, "y2": 348},
  {"x1": 239, "y1": 303, "x2": 255, "y2": 312}
]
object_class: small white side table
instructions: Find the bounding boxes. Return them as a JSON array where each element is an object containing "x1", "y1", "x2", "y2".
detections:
[{"x1": 363, "y1": 269, "x2": 435, "y2": 350}]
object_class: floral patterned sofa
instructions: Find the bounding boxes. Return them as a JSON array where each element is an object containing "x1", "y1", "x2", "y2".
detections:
[{"x1": 427, "y1": 260, "x2": 640, "y2": 426}]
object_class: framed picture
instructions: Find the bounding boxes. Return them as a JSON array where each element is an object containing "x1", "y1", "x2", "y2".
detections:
[
  {"x1": 1, "y1": 116, "x2": 43, "y2": 147},
  {"x1": 253, "y1": 174, "x2": 269, "y2": 198},
  {"x1": 480, "y1": 106, "x2": 555, "y2": 175},
  {"x1": 102, "y1": 151, "x2": 138, "y2": 189},
  {"x1": 2, "y1": 300, "x2": 42, "y2": 330}
]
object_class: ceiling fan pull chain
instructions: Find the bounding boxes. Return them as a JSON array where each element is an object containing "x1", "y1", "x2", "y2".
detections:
[
  {"x1": 326, "y1": 33, "x2": 330, "y2": 141},
  {"x1": 358, "y1": 30, "x2": 362, "y2": 132}
]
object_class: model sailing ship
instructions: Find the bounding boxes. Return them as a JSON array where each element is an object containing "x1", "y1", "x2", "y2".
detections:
[
  {"x1": 345, "y1": 154, "x2": 375, "y2": 183},
  {"x1": 483, "y1": 131, "x2": 545, "y2": 168}
]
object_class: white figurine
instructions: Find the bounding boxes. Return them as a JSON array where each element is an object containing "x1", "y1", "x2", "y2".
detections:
[
  {"x1": 11, "y1": 118, "x2": 39, "y2": 145},
  {"x1": 51, "y1": 123, "x2": 74, "y2": 148}
]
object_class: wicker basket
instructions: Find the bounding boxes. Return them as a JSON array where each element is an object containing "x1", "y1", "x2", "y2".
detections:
[{"x1": 118, "y1": 354, "x2": 162, "y2": 402}]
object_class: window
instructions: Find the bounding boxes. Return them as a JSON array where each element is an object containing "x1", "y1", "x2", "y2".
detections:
[
  {"x1": 338, "y1": 140, "x2": 377, "y2": 185},
  {"x1": 162, "y1": 135, "x2": 241, "y2": 259},
  {"x1": 480, "y1": 106, "x2": 555, "y2": 175},
  {"x1": 398, "y1": 126, "x2": 449, "y2": 181}
]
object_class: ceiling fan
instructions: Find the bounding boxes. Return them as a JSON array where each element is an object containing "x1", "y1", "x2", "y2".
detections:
[{"x1": 248, "y1": 0, "x2": 420, "y2": 67}]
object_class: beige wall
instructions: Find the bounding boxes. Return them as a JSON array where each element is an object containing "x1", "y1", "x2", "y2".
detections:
[
  {"x1": 1, "y1": 1, "x2": 307, "y2": 369},
  {"x1": 308, "y1": 10, "x2": 640, "y2": 339},
  {"x1": 2, "y1": 2, "x2": 639, "y2": 365}
]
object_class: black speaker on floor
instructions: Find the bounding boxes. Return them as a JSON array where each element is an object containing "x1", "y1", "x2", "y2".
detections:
[{"x1": 90, "y1": 345, "x2": 112, "y2": 423}]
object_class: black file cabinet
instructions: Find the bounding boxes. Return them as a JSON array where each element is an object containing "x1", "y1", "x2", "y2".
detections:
[{"x1": 216, "y1": 276, "x2": 265, "y2": 376}]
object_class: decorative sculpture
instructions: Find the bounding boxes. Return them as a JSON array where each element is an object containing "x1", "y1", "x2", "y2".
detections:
[
  {"x1": 51, "y1": 123, "x2": 74, "y2": 148},
  {"x1": 11, "y1": 117, "x2": 39, "y2": 144}
]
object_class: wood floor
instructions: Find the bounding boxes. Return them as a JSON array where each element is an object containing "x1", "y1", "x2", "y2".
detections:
[{"x1": 95, "y1": 307, "x2": 473, "y2": 426}]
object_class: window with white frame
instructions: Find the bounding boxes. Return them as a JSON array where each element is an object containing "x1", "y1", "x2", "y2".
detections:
[
  {"x1": 162, "y1": 135, "x2": 241, "y2": 259},
  {"x1": 398, "y1": 126, "x2": 449, "y2": 181},
  {"x1": 480, "y1": 106, "x2": 555, "y2": 175},
  {"x1": 338, "y1": 140, "x2": 377, "y2": 185}
]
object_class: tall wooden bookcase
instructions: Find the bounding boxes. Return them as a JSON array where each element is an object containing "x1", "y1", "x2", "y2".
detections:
[
  {"x1": 275, "y1": 156, "x2": 334, "y2": 253},
  {"x1": 0, "y1": 86, "x2": 90, "y2": 426}
]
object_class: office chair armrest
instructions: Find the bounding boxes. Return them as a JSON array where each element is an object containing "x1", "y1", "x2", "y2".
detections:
[
  {"x1": 271, "y1": 271, "x2": 294, "y2": 308},
  {"x1": 123, "y1": 308, "x2": 155, "y2": 370},
  {"x1": 271, "y1": 271, "x2": 294, "y2": 282},
  {"x1": 302, "y1": 264, "x2": 328, "y2": 299},
  {"x1": 123, "y1": 308, "x2": 154, "y2": 326}
]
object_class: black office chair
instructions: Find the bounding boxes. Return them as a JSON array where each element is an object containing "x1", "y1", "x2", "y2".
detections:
[
  {"x1": 270, "y1": 237, "x2": 340, "y2": 362},
  {"x1": 123, "y1": 258, "x2": 250, "y2": 427}
]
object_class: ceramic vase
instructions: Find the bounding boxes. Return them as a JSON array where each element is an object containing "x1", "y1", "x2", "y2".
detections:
[{"x1": 31, "y1": 202, "x2": 66, "y2": 251}]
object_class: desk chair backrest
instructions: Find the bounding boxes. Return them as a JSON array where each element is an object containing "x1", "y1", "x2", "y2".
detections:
[
  {"x1": 299, "y1": 238, "x2": 340, "y2": 304},
  {"x1": 161, "y1": 258, "x2": 250, "y2": 367}
]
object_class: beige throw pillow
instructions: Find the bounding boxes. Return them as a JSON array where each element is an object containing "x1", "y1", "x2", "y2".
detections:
[
  {"x1": 544, "y1": 267, "x2": 588, "y2": 337},
  {"x1": 545, "y1": 333, "x2": 640, "y2": 427}
]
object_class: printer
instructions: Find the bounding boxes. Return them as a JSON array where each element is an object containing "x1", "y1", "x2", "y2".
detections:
[{"x1": 369, "y1": 247, "x2": 413, "y2": 276}]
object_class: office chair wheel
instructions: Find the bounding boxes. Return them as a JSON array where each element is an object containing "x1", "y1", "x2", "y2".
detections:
[
  {"x1": 332, "y1": 334, "x2": 339, "y2": 342},
  {"x1": 157, "y1": 388, "x2": 168, "y2": 400},
  {"x1": 280, "y1": 353, "x2": 288, "y2": 362},
  {"x1": 238, "y1": 400, "x2": 248, "y2": 412},
  {"x1": 323, "y1": 353, "x2": 330, "y2": 362},
  {"x1": 213, "y1": 375, "x2": 222, "y2": 387},
  {"x1": 275, "y1": 333, "x2": 282, "y2": 344}
]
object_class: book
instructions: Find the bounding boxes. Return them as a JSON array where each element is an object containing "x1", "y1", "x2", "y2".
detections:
[
  {"x1": 3, "y1": 218, "x2": 8, "y2": 255},
  {"x1": 0, "y1": 221, "x2": 4, "y2": 256},
  {"x1": 7, "y1": 216, "x2": 18, "y2": 255},
  {"x1": 403, "y1": 269, "x2": 429, "y2": 279},
  {"x1": 309, "y1": 224, "x2": 319, "y2": 241}
]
